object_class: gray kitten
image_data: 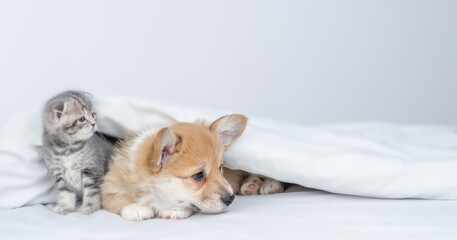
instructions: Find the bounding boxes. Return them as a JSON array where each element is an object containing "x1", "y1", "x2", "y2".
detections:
[{"x1": 41, "y1": 90, "x2": 113, "y2": 215}]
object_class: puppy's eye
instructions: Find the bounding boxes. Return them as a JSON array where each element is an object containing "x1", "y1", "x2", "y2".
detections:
[
  {"x1": 92, "y1": 112, "x2": 96, "y2": 118},
  {"x1": 192, "y1": 172, "x2": 204, "y2": 181},
  {"x1": 78, "y1": 117, "x2": 85, "y2": 122}
]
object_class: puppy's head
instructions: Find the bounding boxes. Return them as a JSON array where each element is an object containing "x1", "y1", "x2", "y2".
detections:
[{"x1": 139, "y1": 114, "x2": 247, "y2": 214}]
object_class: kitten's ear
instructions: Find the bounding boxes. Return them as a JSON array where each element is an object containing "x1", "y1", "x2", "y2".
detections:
[
  {"x1": 51, "y1": 101, "x2": 69, "y2": 122},
  {"x1": 149, "y1": 127, "x2": 180, "y2": 173},
  {"x1": 209, "y1": 114, "x2": 248, "y2": 149},
  {"x1": 82, "y1": 91, "x2": 94, "y2": 100}
]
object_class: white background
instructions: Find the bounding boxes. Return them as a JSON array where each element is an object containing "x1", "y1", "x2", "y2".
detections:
[{"x1": 0, "y1": 0, "x2": 456, "y2": 125}]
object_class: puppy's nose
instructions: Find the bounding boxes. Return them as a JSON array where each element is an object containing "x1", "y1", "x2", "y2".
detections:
[{"x1": 221, "y1": 194, "x2": 235, "y2": 206}]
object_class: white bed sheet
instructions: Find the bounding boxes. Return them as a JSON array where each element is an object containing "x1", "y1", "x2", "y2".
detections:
[{"x1": 1, "y1": 186, "x2": 456, "y2": 240}]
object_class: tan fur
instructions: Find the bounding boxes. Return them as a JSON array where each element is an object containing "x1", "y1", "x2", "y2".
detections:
[
  {"x1": 223, "y1": 168, "x2": 245, "y2": 195},
  {"x1": 101, "y1": 114, "x2": 248, "y2": 220}
]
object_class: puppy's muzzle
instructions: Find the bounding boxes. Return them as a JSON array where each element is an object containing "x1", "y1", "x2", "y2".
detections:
[{"x1": 221, "y1": 194, "x2": 235, "y2": 206}]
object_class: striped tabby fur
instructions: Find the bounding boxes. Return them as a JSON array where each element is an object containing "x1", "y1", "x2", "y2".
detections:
[{"x1": 41, "y1": 91, "x2": 113, "y2": 214}]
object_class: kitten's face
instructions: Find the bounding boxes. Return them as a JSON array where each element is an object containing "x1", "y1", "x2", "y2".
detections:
[{"x1": 46, "y1": 98, "x2": 97, "y2": 142}]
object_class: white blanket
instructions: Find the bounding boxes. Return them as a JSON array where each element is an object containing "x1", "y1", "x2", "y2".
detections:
[{"x1": 1, "y1": 96, "x2": 457, "y2": 209}]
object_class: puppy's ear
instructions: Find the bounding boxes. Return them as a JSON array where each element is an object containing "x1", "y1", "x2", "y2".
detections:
[
  {"x1": 149, "y1": 127, "x2": 179, "y2": 173},
  {"x1": 209, "y1": 114, "x2": 248, "y2": 149}
]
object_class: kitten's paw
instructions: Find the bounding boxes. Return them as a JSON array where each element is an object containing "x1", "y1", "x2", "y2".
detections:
[
  {"x1": 158, "y1": 208, "x2": 193, "y2": 219},
  {"x1": 54, "y1": 204, "x2": 75, "y2": 215},
  {"x1": 240, "y1": 175, "x2": 262, "y2": 195},
  {"x1": 121, "y1": 204, "x2": 154, "y2": 221},
  {"x1": 259, "y1": 178, "x2": 284, "y2": 195},
  {"x1": 79, "y1": 203, "x2": 101, "y2": 215}
]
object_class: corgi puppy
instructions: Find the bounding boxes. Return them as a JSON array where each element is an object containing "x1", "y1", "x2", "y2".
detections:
[
  {"x1": 101, "y1": 114, "x2": 285, "y2": 221},
  {"x1": 102, "y1": 114, "x2": 248, "y2": 220}
]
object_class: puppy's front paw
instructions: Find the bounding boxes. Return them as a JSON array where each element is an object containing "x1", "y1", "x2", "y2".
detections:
[
  {"x1": 158, "y1": 208, "x2": 193, "y2": 219},
  {"x1": 240, "y1": 175, "x2": 262, "y2": 195},
  {"x1": 121, "y1": 204, "x2": 154, "y2": 221},
  {"x1": 259, "y1": 178, "x2": 284, "y2": 195},
  {"x1": 54, "y1": 204, "x2": 75, "y2": 215}
]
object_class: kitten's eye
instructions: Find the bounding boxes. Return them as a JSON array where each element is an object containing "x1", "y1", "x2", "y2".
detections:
[
  {"x1": 192, "y1": 172, "x2": 204, "y2": 181},
  {"x1": 78, "y1": 117, "x2": 85, "y2": 122},
  {"x1": 219, "y1": 164, "x2": 223, "y2": 171},
  {"x1": 92, "y1": 112, "x2": 96, "y2": 118}
]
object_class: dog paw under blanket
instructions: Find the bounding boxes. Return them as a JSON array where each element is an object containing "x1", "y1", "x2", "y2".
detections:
[{"x1": 1, "y1": 96, "x2": 457, "y2": 209}]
